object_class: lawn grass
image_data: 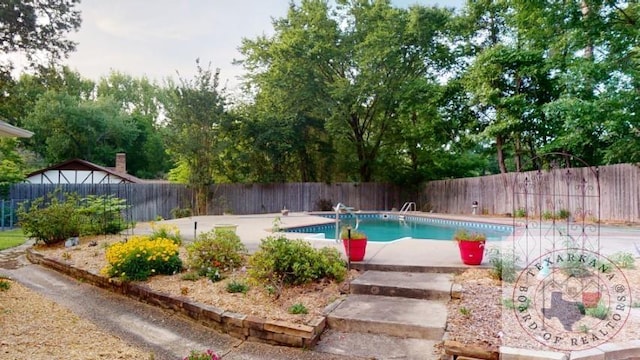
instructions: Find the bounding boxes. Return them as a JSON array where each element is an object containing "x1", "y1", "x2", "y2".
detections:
[{"x1": 0, "y1": 228, "x2": 26, "y2": 251}]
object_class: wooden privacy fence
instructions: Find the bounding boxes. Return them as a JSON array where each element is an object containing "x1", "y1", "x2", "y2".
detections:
[
  {"x1": 423, "y1": 163, "x2": 640, "y2": 223},
  {"x1": 9, "y1": 183, "x2": 192, "y2": 223},
  {"x1": 9, "y1": 182, "x2": 409, "y2": 222},
  {"x1": 207, "y1": 182, "x2": 405, "y2": 215},
  {"x1": 10, "y1": 164, "x2": 639, "y2": 223}
]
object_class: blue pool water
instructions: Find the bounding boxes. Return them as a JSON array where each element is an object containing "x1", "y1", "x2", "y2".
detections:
[{"x1": 286, "y1": 214, "x2": 511, "y2": 242}]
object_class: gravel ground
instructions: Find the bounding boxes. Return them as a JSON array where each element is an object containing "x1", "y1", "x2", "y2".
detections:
[
  {"x1": 447, "y1": 266, "x2": 640, "y2": 354},
  {"x1": 0, "y1": 279, "x2": 151, "y2": 359},
  {"x1": 34, "y1": 235, "x2": 355, "y2": 325}
]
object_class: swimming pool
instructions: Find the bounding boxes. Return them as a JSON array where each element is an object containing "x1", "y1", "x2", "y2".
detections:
[{"x1": 285, "y1": 213, "x2": 511, "y2": 242}]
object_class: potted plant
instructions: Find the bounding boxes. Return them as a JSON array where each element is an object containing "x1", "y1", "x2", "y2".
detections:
[
  {"x1": 341, "y1": 226, "x2": 367, "y2": 262},
  {"x1": 454, "y1": 229, "x2": 486, "y2": 265},
  {"x1": 581, "y1": 291, "x2": 601, "y2": 308}
]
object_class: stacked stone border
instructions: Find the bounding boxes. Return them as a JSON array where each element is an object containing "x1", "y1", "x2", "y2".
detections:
[
  {"x1": 444, "y1": 331, "x2": 640, "y2": 360},
  {"x1": 25, "y1": 248, "x2": 325, "y2": 348}
]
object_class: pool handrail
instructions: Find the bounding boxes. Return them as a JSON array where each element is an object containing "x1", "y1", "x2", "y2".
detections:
[{"x1": 333, "y1": 202, "x2": 360, "y2": 243}]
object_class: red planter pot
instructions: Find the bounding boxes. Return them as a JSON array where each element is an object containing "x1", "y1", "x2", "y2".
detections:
[
  {"x1": 582, "y1": 291, "x2": 601, "y2": 308},
  {"x1": 343, "y1": 238, "x2": 367, "y2": 262},
  {"x1": 457, "y1": 240, "x2": 485, "y2": 265}
]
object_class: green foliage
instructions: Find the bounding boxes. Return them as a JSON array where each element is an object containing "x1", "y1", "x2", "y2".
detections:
[
  {"x1": 171, "y1": 207, "x2": 192, "y2": 219},
  {"x1": 608, "y1": 252, "x2": 635, "y2": 269},
  {"x1": 0, "y1": 0, "x2": 81, "y2": 77},
  {"x1": 18, "y1": 192, "x2": 132, "y2": 244},
  {"x1": 205, "y1": 268, "x2": 223, "y2": 283},
  {"x1": 0, "y1": 279, "x2": 10, "y2": 291},
  {"x1": 163, "y1": 60, "x2": 228, "y2": 214},
  {"x1": 248, "y1": 235, "x2": 347, "y2": 286},
  {"x1": 315, "y1": 199, "x2": 333, "y2": 211},
  {"x1": 186, "y1": 230, "x2": 247, "y2": 275},
  {"x1": 488, "y1": 248, "x2": 517, "y2": 283},
  {"x1": 556, "y1": 209, "x2": 570, "y2": 220},
  {"x1": 103, "y1": 236, "x2": 182, "y2": 281},
  {"x1": 180, "y1": 272, "x2": 200, "y2": 281},
  {"x1": 149, "y1": 222, "x2": 182, "y2": 245},
  {"x1": 560, "y1": 250, "x2": 611, "y2": 278},
  {"x1": 226, "y1": 280, "x2": 249, "y2": 294},
  {"x1": 340, "y1": 227, "x2": 366, "y2": 240},
  {"x1": 585, "y1": 301, "x2": 609, "y2": 320},
  {"x1": 503, "y1": 297, "x2": 531, "y2": 312},
  {"x1": 78, "y1": 195, "x2": 131, "y2": 235},
  {"x1": 578, "y1": 324, "x2": 590, "y2": 334},
  {"x1": 288, "y1": 303, "x2": 308, "y2": 315},
  {"x1": 514, "y1": 208, "x2": 527, "y2": 218},
  {"x1": 183, "y1": 349, "x2": 219, "y2": 360},
  {"x1": 24, "y1": 91, "x2": 141, "y2": 166},
  {"x1": 0, "y1": 138, "x2": 27, "y2": 184},
  {"x1": 577, "y1": 302, "x2": 585, "y2": 315},
  {"x1": 459, "y1": 307, "x2": 471, "y2": 317},
  {"x1": 453, "y1": 229, "x2": 486, "y2": 242},
  {"x1": 17, "y1": 192, "x2": 81, "y2": 245},
  {"x1": 541, "y1": 211, "x2": 554, "y2": 220},
  {"x1": 0, "y1": 229, "x2": 26, "y2": 251}
]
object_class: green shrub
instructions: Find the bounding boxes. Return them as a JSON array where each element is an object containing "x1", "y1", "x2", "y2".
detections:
[
  {"x1": 488, "y1": 248, "x2": 517, "y2": 283},
  {"x1": 181, "y1": 272, "x2": 200, "y2": 281},
  {"x1": 171, "y1": 206, "x2": 192, "y2": 219},
  {"x1": 187, "y1": 230, "x2": 246, "y2": 275},
  {"x1": 514, "y1": 208, "x2": 527, "y2": 218},
  {"x1": 78, "y1": 195, "x2": 131, "y2": 235},
  {"x1": 556, "y1": 209, "x2": 571, "y2": 220},
  {"x1": 503, "y1": 297, "x2": 531, "y2": 312},
  {"x1": 248, "y1": 235, "x2": 347, "y2": 286},
  {"x1": 226, "y1": 280, "x2": 249, "y2": 294},
  {"x1": 0, "y1": 279, "x2": 10, "y2": 291},
  {"x1": 18, "y1": 192, "x2": 132, "y2": 244},
  {"x1": 150, "y1": 222, "x2": 182, "y2": 245},
  {"x1": 288, "y1": 303, "x2": 308, "y2": 314},
  {"x1": 609, "y1": 252, "x2": 635, "y2": 269},
  {"x1": 541, "y1": 210, "x2": 554, "y2": 220},
  {"x1": 205, "y1": 268, "x2": 224, "y2": 282},
  {"x1": 18, "y1": 192, "x2": 82, "y2": 245},
  {"x1": 585, "y1": 300, "x2": 609, "y2": 320},
  {"x1": 560, "y1": 251, "x2": 611, "y2": 277},
  {"x1": 102, "y1": 235, "x2": 182, "y2": 281}
]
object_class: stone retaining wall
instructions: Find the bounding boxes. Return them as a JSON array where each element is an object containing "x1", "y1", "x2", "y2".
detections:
[
  {"x1": 444, "y1": 339, "x2": 640, "y2": 360},
  {"x1": 26, "y1": 249, "x2": 325, "y2": 348}
]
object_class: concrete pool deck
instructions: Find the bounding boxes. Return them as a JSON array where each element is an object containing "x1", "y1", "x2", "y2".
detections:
[{"x1": 133, "y1": 212, "x2": 640, "y2": 271}]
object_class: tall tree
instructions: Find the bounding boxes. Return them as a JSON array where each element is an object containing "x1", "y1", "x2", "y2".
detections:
[
  {"x1": 0, "y1": 0, "x2": 81, "y2": 75},
  {"x1": 23, "y1": 91, "x2": 140, "y2": 166},
  {"x1": 97, "y1": 71, "x2": 171, "y2": 178},
  {"x1": 163, "y1": 60, "x2": 228, "y2": 214},
  {"x1": 239, "y1": 0, "x2": 453, "y2": 181}
]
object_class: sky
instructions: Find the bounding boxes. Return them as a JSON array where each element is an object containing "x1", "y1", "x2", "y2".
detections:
[{"x1": 64, "y1": 0, "x2": 465, "y2": 92}]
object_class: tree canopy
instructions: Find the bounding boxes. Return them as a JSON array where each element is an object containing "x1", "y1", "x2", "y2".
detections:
[{"x1": 2, "y1": 0, "x2": 639, "y2": 199}]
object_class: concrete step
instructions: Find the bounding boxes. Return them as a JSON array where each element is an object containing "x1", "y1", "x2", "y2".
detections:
[
  {"x1": 315, "y1": 329, "x2": 443, "y2": 360},
  {"x1": 325, "y1": 294, "x2": 447, "y2": 340},
  {"x1": 350, "y1": 270, "x2": 454, "y2": 300}
]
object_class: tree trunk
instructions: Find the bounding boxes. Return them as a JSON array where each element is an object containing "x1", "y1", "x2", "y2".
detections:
[
  {"x1": 581, "y1": 0, "x2": 594, "y2": 59},
  {"x1": 496, "y1": 135, "x2": 507, "y2": 174},
  {"x1": 514, "y1": 135, "x2": 522, "y2": 172}
]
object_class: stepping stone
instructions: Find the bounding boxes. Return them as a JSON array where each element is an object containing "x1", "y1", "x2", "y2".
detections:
[
  {"x1": 326, "y1": 294, "x2": 447, "y2": 340},
  {"x1": 315, "y1": 329, "x2": 443, "y2": 360},
  {"x1": 350, "y1": 270, "x2": 453, "y2": 300}
]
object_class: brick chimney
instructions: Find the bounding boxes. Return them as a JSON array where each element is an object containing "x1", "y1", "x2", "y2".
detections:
[{"x1": 115, "y1": 153, "x2": 127, "y2": 174}]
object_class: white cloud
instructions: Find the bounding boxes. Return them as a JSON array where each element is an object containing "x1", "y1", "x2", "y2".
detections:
[{"x1": 62, "y1": 0, "x2": 465, "y2": 91}]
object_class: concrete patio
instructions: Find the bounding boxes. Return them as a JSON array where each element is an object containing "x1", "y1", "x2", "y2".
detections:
[{"x1": 133, "y1": 212, "x2": 640, "y2": 270}]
